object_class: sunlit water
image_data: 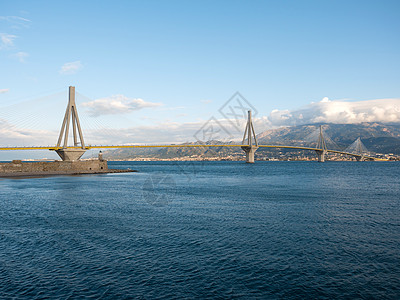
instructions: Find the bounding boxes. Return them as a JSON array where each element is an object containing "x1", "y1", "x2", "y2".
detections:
[{"x1": 1, "y1": 161, "x2": 399, "y2": 299}]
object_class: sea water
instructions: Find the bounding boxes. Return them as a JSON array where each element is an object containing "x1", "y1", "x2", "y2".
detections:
[{"x1": 0, "y1": 161, "x2": 399, "y2": 298}]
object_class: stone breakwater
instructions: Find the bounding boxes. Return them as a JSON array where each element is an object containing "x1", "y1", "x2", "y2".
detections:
[{"x1": 0, "y1": 160, "x2": 136, "y2": 178}]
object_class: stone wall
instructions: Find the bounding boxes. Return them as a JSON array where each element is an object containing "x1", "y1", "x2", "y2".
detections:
[{"x1": 0, "y1": 160, "x2": 108, "y2": 173}]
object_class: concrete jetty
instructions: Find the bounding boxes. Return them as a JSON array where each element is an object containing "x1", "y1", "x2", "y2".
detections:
[{"x1": 0, "y1": 159, "x2": 136, "y2": 178}]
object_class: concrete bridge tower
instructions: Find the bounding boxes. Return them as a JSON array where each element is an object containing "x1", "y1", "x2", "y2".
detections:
[
  {"x1": 241, "y1": 110, "x2": 259, "y2": 163},
  {"x1": 55, "y1": 86, "x2": 86, "y2": 161},
  {"x1": 354, "y1": 137, "x2": 366, "y2": 161},
  {"x1": 315, "y1": 125, "x2": 327, "y2": 162}
]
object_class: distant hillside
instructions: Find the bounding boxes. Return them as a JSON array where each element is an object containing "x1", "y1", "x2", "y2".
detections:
[
  {"x1": 103, "y1": 123, "x2": 400, "y2": 159},
  {"x1": 257, "y1": 123, "x2": 400, "y2": 154},
  {"x1": 257, "y1": 123, "x2": 400, "y2": 147}
]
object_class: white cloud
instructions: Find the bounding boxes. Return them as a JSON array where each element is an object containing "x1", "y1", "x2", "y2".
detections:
[
  {"x1": 0, "y1": 117, "x2": 242, "y2": 147},
  {"x1": 0, "y1": 89, "x2": 9, "y2": 94},
  {"x1": 0, "y1": 16, "x2": 31, "y2": 29},
  {"x1": 0, "y1": 33, "x2": 16, "y2": 49},
  {"x1": 267, "y1": 97, "x2": 400, "y2": 127},
  {"x1": 201, "y1": 99, "x2": 213, "y2": 104},
  {"x1": 59, "y1": 61, "x2": 82, "y2": 74},
  {"x1": 2, "y1": 97, "x2": 400, "y2": 149},
  {"x1": 81, "y1": 97, "x2": 400, "y2": 145},
  {"x1": 12, "y1": 51, "x2": 29, "y2": 62},
  {"x1": 0, "y1": 119, "x2": 57, "y2": 147},
  {"x1": 79, "y1": 119, "x2": 242, "y2": 145},
  {"x1": 82, "y1": 95, "x2": 162, "y2": 117}
]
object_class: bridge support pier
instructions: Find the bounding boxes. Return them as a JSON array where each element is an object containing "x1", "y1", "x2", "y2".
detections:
[
  {"x1": 241, "y1": 146, "x2": 259, "y2": 163},
  {"x1": 56, "y1": 149, "x2": 86, "y2": 161},
  {"x1": 315, "y1": 150, "x2": 326, "y2": 163},
  {"x1": 356, "y1": 155, "x2": 364, "y2": 162}
]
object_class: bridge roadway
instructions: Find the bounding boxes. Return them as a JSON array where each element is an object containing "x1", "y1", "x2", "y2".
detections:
[{"x1": 0, "y1": 144, "x2": 385, "y2": 161}]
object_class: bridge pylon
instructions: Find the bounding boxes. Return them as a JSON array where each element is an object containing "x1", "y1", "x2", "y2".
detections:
[
  {"x1": 353, "y1": 137, "x2": 367, "y2": 161},
  {"x1": 315, "y1": 125, "x2": 327, "y2": 162},
  {"x1": 55, "y1": 86, "x2": 87, "y2": 161},
  {"x1": 241, "y1": 110, "x2": 259, "y2": 163}
]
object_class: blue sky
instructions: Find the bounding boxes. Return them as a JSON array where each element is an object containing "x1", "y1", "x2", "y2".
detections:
[{"x1": 0, "y1": 0, "x2": 400, "y2": 158}]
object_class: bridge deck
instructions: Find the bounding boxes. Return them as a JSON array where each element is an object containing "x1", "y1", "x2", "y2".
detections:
[{"x1": 0, "y1": 144, "x2": 386, "y2": 161}]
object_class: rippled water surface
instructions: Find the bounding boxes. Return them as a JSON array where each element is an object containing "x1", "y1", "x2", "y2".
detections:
[{"x1": 1, "y1": 161, "x2": 399, "y2": 299}]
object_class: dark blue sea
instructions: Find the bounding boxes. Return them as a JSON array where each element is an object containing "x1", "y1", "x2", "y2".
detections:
[{"x1": 0, "y1": 161, "x2": 399, "y2": 299}]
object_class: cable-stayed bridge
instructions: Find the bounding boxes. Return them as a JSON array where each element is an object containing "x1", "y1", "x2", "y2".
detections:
[{"x1": 0, "y1": 87, "x2": 386, "y2": 163}]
